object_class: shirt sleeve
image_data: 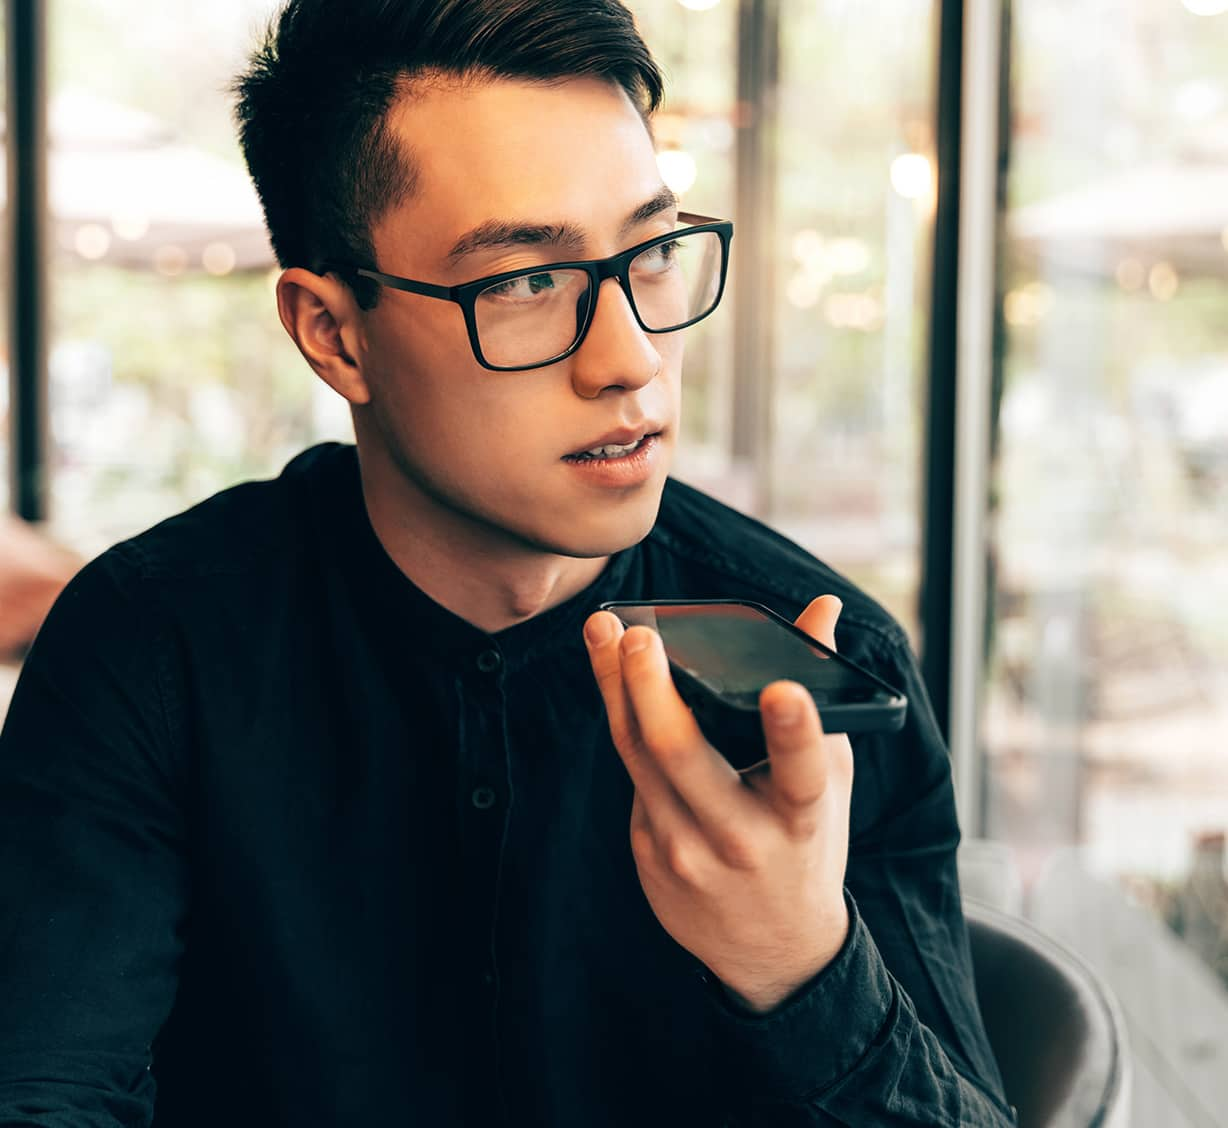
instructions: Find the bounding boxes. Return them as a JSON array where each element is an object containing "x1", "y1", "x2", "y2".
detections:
[
  {"x1": 702, "y1": 627, "x2": 1017, "y2": 1126},
  {"x1": 0, "y1": 546, "x2": 187, "y2": 1127}
]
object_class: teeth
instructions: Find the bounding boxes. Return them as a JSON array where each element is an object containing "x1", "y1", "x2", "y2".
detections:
[{"x1": 576, "y1": 438, "x2": 643, "y2": 460}]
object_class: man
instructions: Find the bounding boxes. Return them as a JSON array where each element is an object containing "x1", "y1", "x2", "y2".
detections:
[{"x1": 0, "y1": 1, "x2": 1014, "y2": 1124}]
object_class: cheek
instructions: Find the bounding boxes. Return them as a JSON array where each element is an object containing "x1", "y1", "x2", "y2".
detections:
[
  {"x1": 372, "y1": 360, "x2": 550, "y2": 475},
  {"x1": 659, "y1": 337, "x2": 686, "y2": 408}
]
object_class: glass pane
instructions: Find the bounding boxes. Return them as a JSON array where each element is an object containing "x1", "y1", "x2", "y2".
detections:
[
  {"x1": 46, "y1": 0, "x2": 353, "y2": 557},
  {"x1": 42, "y1": 0, "x2": 933, "y2": 648},
  {"x1": 770, "y1": 0, "x2": 935, "y2": 642},
  {"x1": 628, "y1": 0, "x2": 739, "y2": 512},
  {"x1": 988, "y1": 1, "x2": 1228, "y2": 1120},
  {"x1": 629, "y1": 229, "x2": 723, "y2": 328},
  {"x1": 629, "y1": 0, "x2": 935, "y2": 644}
]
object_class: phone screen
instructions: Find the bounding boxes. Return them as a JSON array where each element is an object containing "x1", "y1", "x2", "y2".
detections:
[{"x1": 609, "y1": 602, "x2": 886, "y2": 708}]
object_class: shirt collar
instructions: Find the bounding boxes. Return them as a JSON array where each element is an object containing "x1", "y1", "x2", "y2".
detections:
[{"x1": 320, "y1": 445, "x2": 640, "y2": 674}]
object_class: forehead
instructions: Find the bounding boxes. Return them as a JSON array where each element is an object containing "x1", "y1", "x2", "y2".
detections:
[{"x1": 374, "y1": 76, "x2": 664, "y2": 265}]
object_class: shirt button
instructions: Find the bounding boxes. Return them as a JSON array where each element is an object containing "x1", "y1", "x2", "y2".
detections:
[
  {"x1": 476, "y1": 649, "x2": 502, "y2": 673},
  {"x1": 471, "y1": 786, "x2": 497, "y2": 810},
  {"x1": 482, "y1": 970, "x2": 495, "y2": 988}
]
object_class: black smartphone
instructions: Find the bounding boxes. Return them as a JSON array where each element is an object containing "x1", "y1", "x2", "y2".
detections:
[{"x1": 598, "y1": 599, "x2": 907, "y2": 771}]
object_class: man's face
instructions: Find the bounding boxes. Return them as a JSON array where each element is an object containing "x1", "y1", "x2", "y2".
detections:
[{"x1": 356, "y1": 76, "x2": 686, "y2": 560}]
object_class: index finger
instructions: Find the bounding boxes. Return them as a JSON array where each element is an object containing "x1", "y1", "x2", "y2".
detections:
[
  {"x1": 582, "y1": 610, "x2": 640, "y2": 749},
  {"x1": 617, "y1": 627, "x2": 750, "y2": 823}
]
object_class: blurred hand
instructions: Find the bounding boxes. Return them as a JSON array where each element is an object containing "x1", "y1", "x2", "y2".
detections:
[
  {"x1": 0, "y1": 518, "x2": 80, "y2": 660},
  {"x1": 583, "y1": 595, "x2": 853, "y2": 1013}
]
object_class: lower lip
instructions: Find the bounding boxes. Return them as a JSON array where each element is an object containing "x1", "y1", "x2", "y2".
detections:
[{"x1": 562, "y1": 433, "x2": 662, "y2": 487}]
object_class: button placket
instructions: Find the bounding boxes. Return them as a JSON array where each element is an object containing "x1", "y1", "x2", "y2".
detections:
[{"x1": 469, "y1": 651, "x2": 503, "y2": 812}]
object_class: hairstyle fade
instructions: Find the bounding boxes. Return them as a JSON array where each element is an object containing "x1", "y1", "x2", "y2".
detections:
[{"x1": 233, "y1": 0, "x2": 664, "y2": 306}]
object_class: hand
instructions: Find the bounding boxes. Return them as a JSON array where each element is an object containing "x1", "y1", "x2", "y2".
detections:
[
  {"x1": 0, "y1": 518, "x2": 79, "y2": 660},
  {"x1": 583, "y1": 595, "x2": 853, "y2": 1013}
]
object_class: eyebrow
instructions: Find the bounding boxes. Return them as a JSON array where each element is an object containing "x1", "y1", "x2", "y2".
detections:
[{"x1": 444, "y1": 185, "x2": 680, "y2": 264}]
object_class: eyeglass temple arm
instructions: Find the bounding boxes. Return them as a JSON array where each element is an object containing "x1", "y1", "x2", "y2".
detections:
[{"x1": 677, "y1": 211, "x2": 722, "y2": 226}]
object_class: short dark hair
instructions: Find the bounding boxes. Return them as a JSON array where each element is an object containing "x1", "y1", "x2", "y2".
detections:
[{"x1": 233, "y1": 0, "x2": 664, "y2": 306}]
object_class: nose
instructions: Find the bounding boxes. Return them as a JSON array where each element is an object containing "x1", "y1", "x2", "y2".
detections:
[{"x1": 569, "y1": 276, "x2": 662, "y2": 399}]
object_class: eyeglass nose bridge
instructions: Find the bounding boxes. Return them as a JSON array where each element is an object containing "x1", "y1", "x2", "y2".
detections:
[{"x1": 574, "y1": 253, "x2": 650, "y2": 347}]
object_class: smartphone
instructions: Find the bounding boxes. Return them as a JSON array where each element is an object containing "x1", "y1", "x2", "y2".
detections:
[{"x1": 598, "y1": 599, "x2": 907, "y2": 771}]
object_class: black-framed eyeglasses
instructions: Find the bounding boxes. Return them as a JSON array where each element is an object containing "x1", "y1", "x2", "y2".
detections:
[{"x1": 322, "y1": 212, "x2": 733, "y2": 372}]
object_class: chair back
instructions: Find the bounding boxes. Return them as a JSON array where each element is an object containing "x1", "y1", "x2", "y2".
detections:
[{"x1": 964, "y1": 898, "x2": 1130, "y2": 1128}]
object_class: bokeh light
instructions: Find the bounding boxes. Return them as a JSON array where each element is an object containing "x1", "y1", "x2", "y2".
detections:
[
  {"x1": 153, "y1": 245, "x2": 189, "y2": 277},
  {"x1": 74, "y1": 224, "x2": 111, "y2": 260},
  {"x1": 1148, "y1": 261, "x2": 1179, "y2": 301},
  {"x1": 656, "y1": 149, "x2": 698, "y2": 195},
  {"x1": 890, "y1": 152, "x2": 934, "y2": 200},
  {"x1": 202, "y1": 242, "x2": 237, "y2": 277}
]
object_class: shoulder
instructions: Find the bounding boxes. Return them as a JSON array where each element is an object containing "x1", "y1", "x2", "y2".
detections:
[
  {"x1": 14, "y1": 444, "x2": 356, "y2": 728},
  {"x1": 99, "y1": 442, "x2": 354, "y2": 588},
  {"x1": 647, "y1": 477, "x2": 911, "y2": 662},
  {"x1": 34, "y1": 443, "x2": 354, "y2": 652}
]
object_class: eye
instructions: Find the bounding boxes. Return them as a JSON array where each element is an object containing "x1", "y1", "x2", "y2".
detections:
[
  {"x1": 633, "y1": 239, "x2": 682, "y2": 275},
  {"x1": 483, "y1": 271, "x2": 559, "y2": 302}
]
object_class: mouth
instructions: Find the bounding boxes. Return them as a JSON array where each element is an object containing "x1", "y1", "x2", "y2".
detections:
[{"x1": 562, "y1": 426, "x2": 665, "y2": 463}]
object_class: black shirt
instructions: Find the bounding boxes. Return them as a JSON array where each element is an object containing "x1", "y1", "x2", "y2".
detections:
[{"x1": 0, "y1": 443, "x2": 1013, "y2": 1126}]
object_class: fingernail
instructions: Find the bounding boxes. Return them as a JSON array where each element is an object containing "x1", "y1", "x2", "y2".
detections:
[
  {"x1": 766, "y1": 695, "x2": 803, "y2": 726},
  {"x1": 622, "y1": 629, "x2": 652, "y2": 655},
  {"x1": 584, "y1": 615, "x2": 615, "y2": 647}
]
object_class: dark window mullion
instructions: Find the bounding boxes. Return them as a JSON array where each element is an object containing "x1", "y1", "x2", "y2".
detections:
[
  {"x1": 5, "y1": 0, "x2": 50, "y2": 521},
  {"x1": 920, "y1": 0, "x2": 964, "y2": 742}
]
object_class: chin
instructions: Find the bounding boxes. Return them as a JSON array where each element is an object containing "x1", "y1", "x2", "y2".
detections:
[
  {"x1": 510, "y1": 488, "x2": 658, "y2": 559},
  {"x1": 535, "y1": 494, "x2": 664, "y2": 560}
]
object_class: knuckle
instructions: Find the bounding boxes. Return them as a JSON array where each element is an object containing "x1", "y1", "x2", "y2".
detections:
[
  {"x1": 781, "y1": 779, "x2": 825, "y2": 808},
  {"x1": 646, "y1": 729, "x2": 691, "y2": 767},
  {"x1": 629, "y1": 823, "x2": 656, "y2": 863},
  {"x1": 663, "y1": 837, "x2": 704, "y2": 884},
  {"x1": 716, "y1": 833, "x2": 760, "y2": 871},
  {"x1": 784, "y1": 811, "x2": 820, "y2": 841}
]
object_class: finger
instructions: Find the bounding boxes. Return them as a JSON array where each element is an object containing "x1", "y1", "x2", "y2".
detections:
[
  {"x1": 584, "y1": 614, "x2": 690, "y2": 816},
  {"x1": 758, "y1": 678, "x2": 830, "y2": 814},
  {"x1": 794, "y1": 593, "x2": 844, "y2": 651},
  {"x1": 583, "y1": 611, "x2": 639, "y2": 748},
  {"x1": 618, "y1": 626, "x2": 749, "y2": 834}
]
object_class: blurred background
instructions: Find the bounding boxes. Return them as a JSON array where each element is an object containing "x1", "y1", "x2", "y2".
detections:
[{"x1": 3, "y1": 0, "x2": 1227, "y2": 1122}]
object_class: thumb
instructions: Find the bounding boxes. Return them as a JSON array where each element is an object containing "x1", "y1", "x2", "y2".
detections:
[{"x1": 793, "y1": 594, "x2": 843, "y2": 651}]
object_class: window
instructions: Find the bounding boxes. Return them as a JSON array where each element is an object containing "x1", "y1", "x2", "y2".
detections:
[
  {"x1": 987, "y1": 1, "x2": 1228, "y2": 1117},
  {"x1": 45, "y1": 0, "x2": 349, "y2": 556},
  {"x1": 631, "y1": 0, "x2": 938, "y2": 641}
]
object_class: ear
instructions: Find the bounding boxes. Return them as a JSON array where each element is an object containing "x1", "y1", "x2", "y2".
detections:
[{"x1": 276, "y1": 267, "x2": 371, "y2": 405}]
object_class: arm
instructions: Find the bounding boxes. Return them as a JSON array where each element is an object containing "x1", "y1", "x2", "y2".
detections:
[
  {"x1": 583, "y1": 598, "x2": 1015, "y2": 1126},
  {"x1": 0, "y1": 549, "x2": 187, "y2": 1127}
]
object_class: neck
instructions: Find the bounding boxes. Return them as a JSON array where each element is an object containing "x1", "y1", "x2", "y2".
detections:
[{"x1": 356, "y1": 450, "x2": 609, "y2": 635}]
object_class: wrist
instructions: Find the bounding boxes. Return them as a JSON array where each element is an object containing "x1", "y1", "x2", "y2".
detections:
[{"x1": 718, "y1": 901, "x2": 851, "y2": 1014}]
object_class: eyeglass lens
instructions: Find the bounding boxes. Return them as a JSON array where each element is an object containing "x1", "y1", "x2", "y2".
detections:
[{"x1": 472, "y1": 230, "x2": 723, "y2": 368}]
